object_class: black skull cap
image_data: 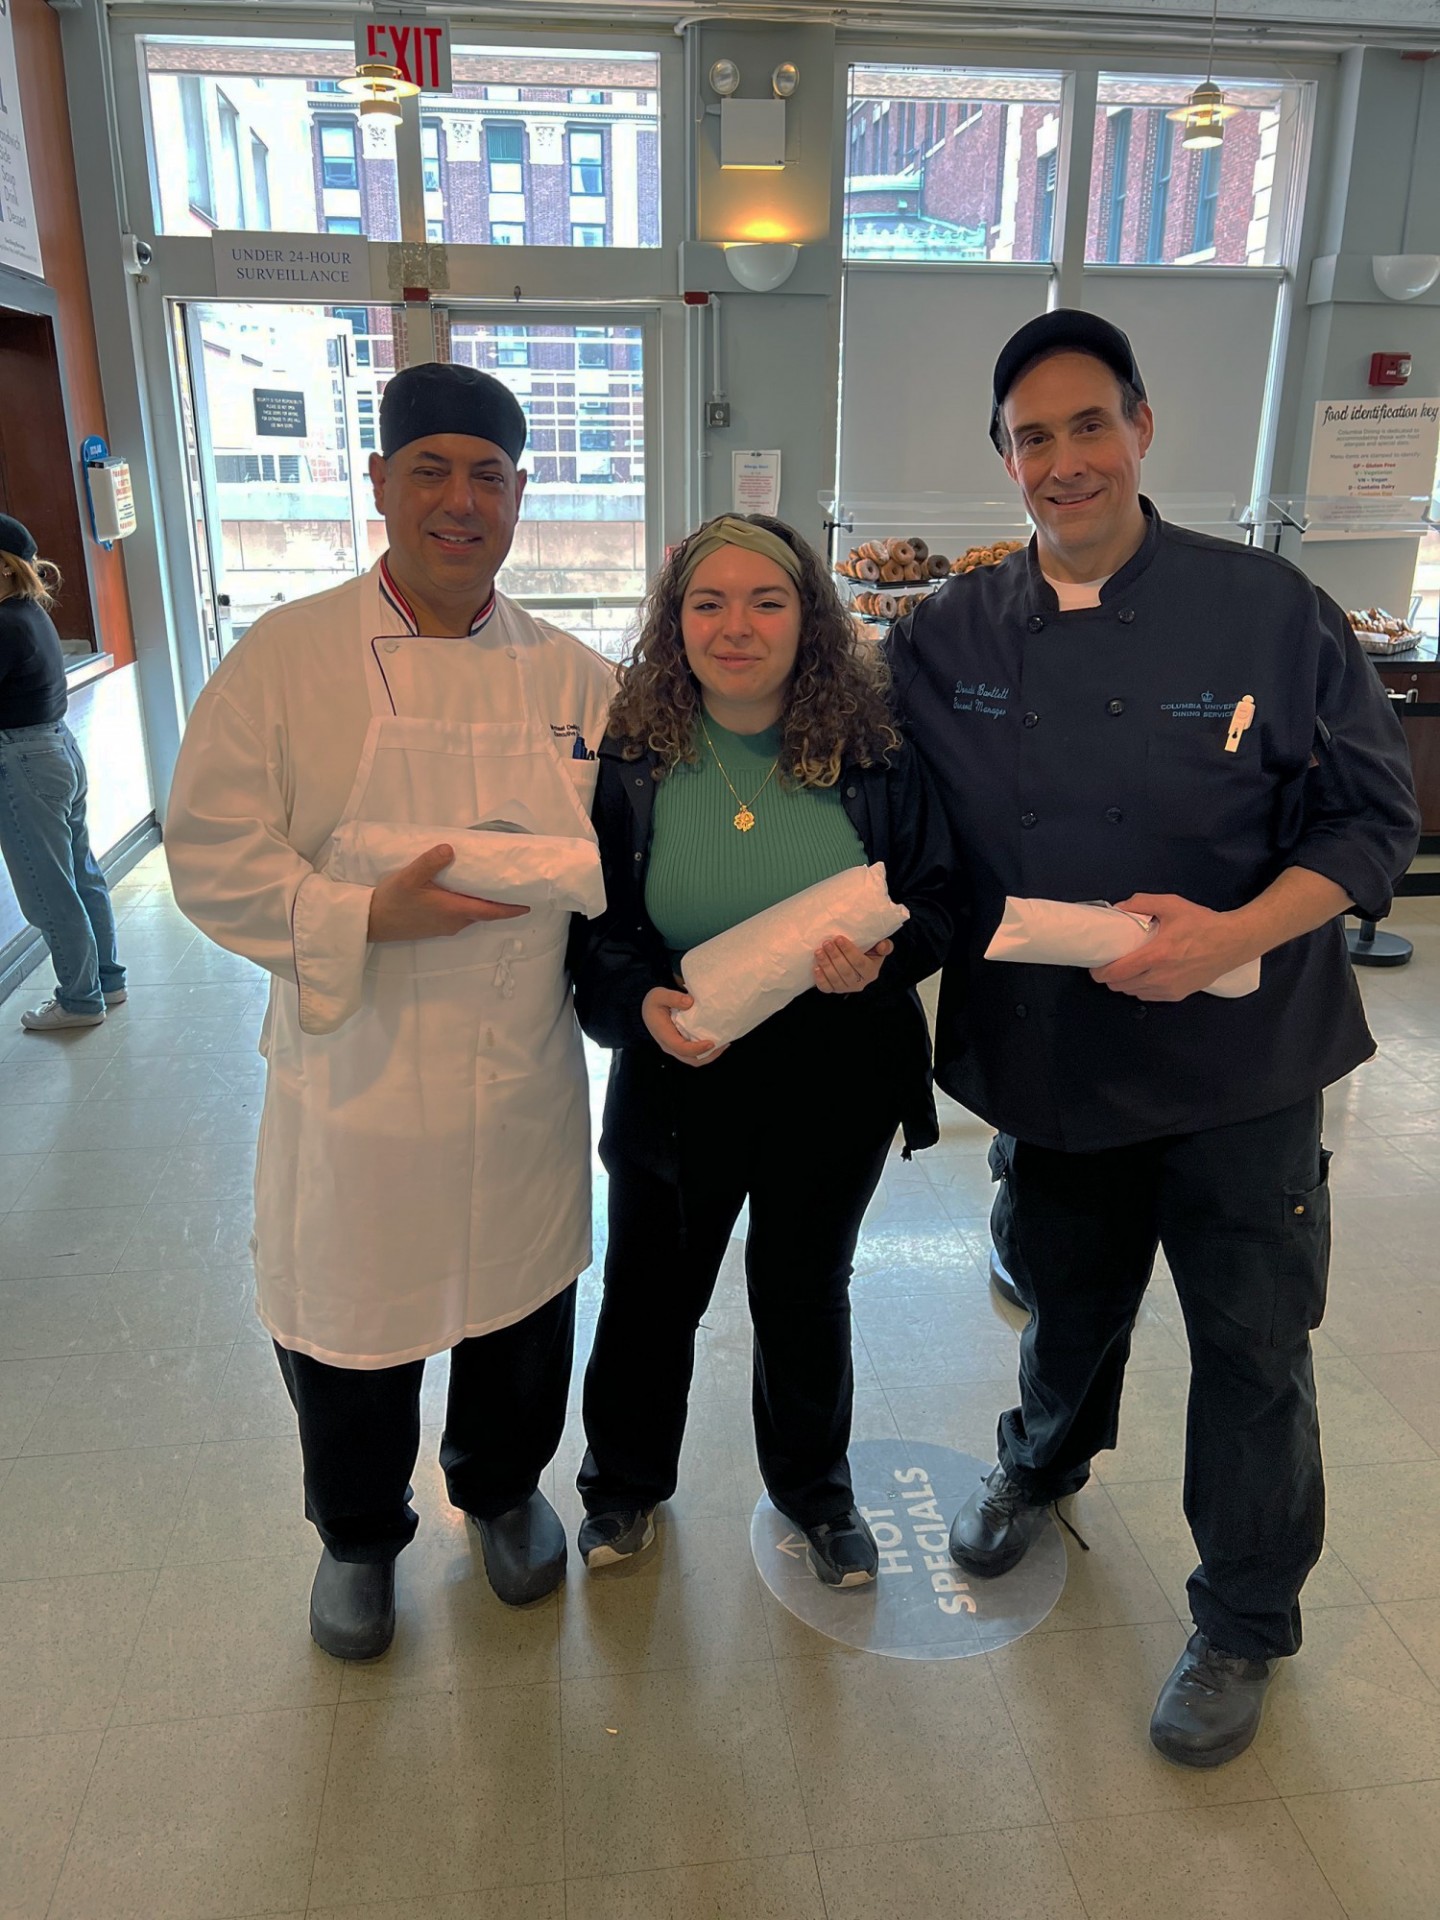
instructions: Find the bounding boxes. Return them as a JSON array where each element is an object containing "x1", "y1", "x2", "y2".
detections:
[{"x1": 379, "y1": 361, "x2": 528, "y2": 464}]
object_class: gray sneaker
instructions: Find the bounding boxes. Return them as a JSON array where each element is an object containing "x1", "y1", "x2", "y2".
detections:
[
  {"x1": 578, "y1": 1508, "x2": 656, "y2": 1569},
  {"x1": 20, "y1": 998, "x2": 105, "y2": 1032}
]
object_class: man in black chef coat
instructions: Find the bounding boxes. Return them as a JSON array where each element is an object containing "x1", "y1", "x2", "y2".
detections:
[{"x1": 888, "y1": 310, "x2": 1419, "y2": 1769}]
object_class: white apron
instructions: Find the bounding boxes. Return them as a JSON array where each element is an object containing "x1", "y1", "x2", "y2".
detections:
[{"x1": 253, "y1": 603, "x2": 597, "y2": 1368}]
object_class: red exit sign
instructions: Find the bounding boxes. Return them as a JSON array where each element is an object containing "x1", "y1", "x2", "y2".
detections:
[{"x1": 355, "y1": 16, "x2": 453, "y2": 93}]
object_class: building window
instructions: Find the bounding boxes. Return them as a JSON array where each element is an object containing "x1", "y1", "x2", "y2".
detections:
[
  {"x1": 216, "y1": 93, "x2": 244, "y2": 224},
  {"x1": 572, "y1": 89, "x2": 605, "y2": 106},
  {"x1": 1193, "y1": 144, "x2": 1221, "y2": 252},
  {"x1": 1035, "y1": 149, "x2": 1058, "y2": 261},
  {"x1": 311, "y1": 80, "x2": 343, "y2": 94},
  {"x1": 569, "y1": 128, "x2": 605, "y2": 197},
  {"x1": 486, "y1": 122, "x2": 524, "y2": 194},
  {"x1": 356, "y1": 395, "x2": 377, "y2": 452},
  {"x1": 319, "y1": 120, "x2": 360, "y2": 191},
  {"x1": 214, "y1": 452, "x2": 303, "y2": 485},
  {"x1": 1103, "y1": 109, "x2": 1132, "y2": 263},
  {"x1": 180, "y1": 76, "x2": 215, "y2": 219},
  {"x1": 1146, "y1": 117, "x2": 1175, "y2": 263},
  {"x1": 572, "y1": 224, "x2": 606, "y2": 247},
  {"x1": 425, "y1": 219, "x2": 445, "y2": 243},
  {"x1": 575, "y1": 327, "x2": 608, "y2": 368},
  {"x1": 495, "y1": 326, "x2": 529, "y2": 367},
  {"x1": 422, "y1": 120, "x2": 443, "y2": 194},
  {"x1": 251, "y1": 135, "x2": 272, "y2": 228},
  {"x1": 333, "y1": 307, "x2": 372, "y2": 366},
  {"x1": 491, "y1": 223, "x2": 525, "y2": 245},
  {"x1": 325, "y1": 216, "x2": 362, "y2": 234},
  {"x1": 1085, "y1": 75, "x2": 1296, "y2": 266}
]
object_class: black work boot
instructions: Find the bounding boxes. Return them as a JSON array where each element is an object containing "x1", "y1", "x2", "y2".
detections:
[
  {"x1": 309, "y1": 1549, "x2": 396, "y2": 1660},
  {"x1": 1150, "y1": 1630, "x2": 1276, "y2": 1769},
  {"x1": 949, "y1": 1463, "x2": 1056, "y2": 1576},
  {"x1": 469, "y1": 1490, "x2": 567, "y2": 1605}
]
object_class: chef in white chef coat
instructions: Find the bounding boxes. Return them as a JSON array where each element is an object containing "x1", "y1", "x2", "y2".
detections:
[{"x1": 166, "y1": 362, "x2": 614, "y2": 1659}]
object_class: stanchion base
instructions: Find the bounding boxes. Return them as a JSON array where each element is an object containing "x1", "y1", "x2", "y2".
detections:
[{"x1": 1347, "y1": 927, "x2": 1413, "y2": 968}]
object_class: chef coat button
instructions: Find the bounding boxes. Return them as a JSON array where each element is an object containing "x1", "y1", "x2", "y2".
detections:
[
  {"x1": 1014, "y1": 1003, "x2": 1028, "y2": 1019},
  {"x1": 634, "y1": 776, "x2": 645, "y2": 788},
  {"x1": 633, "y1": 851, "x2": 643, "y2": 864},
  {"x1": 846, "y1": 785, "x2": 857, "y2": 799},
  {"x1": 1027, "y1": 614, "x2": 1045, "y2": 633},
  {"x1": 1105, "y1": 806, "x2": 1124, "y2": 825},
  {"x1": 506, "y1": 646, "x2": 519, "y2": 659},
  {"x1": 1118, "y1": 609, "x2": 1136, "y2": 625},
  {"x1": 383, "y1": 640, "x2": 399, "y2": 654},
  {"x1": 1133, "y1": 1004, "x2": 1147, "y2": 1020},
  {"x1": 1107, "y1": 698, "x2": 1125, "y2": 716},
  {"x1": 1020, "y1": 811, "x2": 1038, "y2": 829},
  {"x1": 1022, "y1": 711, "x2": 1039, "y2": 729}
]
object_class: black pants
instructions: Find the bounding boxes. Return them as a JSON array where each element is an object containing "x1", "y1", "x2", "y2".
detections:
[
  {"x1": 579, "y1": 995, "x2": 906, "y2": 1530},
  {"x1": 275, "y1": 1282, "x2": 576, "y2": 1563},
  {"x1": 992, "y1": 1094, "x2": 1330, "y2": 1661}
]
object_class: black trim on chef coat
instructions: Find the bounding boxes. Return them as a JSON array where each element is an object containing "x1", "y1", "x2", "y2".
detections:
[{"x1": 886, "y1": 500, "x2": 1420, "y2": 1154}]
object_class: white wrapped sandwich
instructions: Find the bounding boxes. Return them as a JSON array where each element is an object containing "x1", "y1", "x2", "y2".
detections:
[
  {"x1": 984, "y1": 897, "x2": 1259, "y2": 998},
  {"x1": 673, "y1": 862, "x2": 909, "y2": 1048},
  {"x1": 327, "y1": 819, "x2": 606, "y2": 919}
]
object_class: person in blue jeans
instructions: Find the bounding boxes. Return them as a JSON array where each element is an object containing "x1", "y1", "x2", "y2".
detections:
[{"x1": 0, "y1": 514, "x2": 126, "y2": 1031}]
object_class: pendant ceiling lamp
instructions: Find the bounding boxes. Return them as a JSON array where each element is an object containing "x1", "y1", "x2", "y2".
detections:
[
  {"x1": 1167, "y1": 0, "x2": 1239, "y2": 150},
  {"x1": 341, "y1": 61, "x2": 420, "y2": 107}
]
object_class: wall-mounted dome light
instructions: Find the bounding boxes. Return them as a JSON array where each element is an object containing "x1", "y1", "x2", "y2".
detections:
[
  {"x1": 1372, "y1": 255, "x2": 1440, "y2": 301},
  {"x1": 724, "y1": 242, "x2": 800, "y2": 292}
]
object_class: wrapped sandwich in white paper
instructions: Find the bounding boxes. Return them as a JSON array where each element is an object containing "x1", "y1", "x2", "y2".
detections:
[
  {"x1": 673, "y1": 862, "x2": 909, "y2": 1049},
  {"x1": 984, "y1": 897, "x2": 1259, "y2": 998},
  {"x1": 327, "y1": 819, "x2": 606, "y2": 919}
]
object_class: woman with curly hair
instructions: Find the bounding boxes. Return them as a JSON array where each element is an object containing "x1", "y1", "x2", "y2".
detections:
[
  {"x1": 570, "y1": 513, "x2": 952, "y2": 1587},
  {"x1": 0, "y1": 515, "x2": 126, "y2": 1032}
]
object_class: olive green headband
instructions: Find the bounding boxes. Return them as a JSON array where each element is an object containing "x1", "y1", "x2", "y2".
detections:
[{"x1": 676, "y1": 516, "x2": 804, "y2": 591}]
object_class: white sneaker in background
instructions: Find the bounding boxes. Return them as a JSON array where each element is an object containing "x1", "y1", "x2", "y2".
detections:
[
  {"x1": 103, "y1": 989, "x2": 128, "y2": 1007},
  {"x1": 20, "y1": 998, "x2": 106, "y2": 1032}
]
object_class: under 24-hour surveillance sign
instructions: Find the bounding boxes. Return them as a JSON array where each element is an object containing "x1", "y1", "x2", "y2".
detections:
[{"x1": 354, "y1": 15, "x2": 452, "y2": 93}]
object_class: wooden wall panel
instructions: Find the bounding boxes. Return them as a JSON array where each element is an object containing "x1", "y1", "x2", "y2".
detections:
[{"x1": 10, "y1": 0, "x2": 136, "y2": 668}]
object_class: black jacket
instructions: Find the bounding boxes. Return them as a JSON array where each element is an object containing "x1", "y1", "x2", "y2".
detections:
[
  {"x1": 569, "y1": 730, "x2": 955, "y2": 1154},
  {"x1": 887, "y1": 502, "x2": 1421, "y2": 1153}
]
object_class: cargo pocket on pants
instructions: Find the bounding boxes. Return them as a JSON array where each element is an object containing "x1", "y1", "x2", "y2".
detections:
[{"x1": 1273, "y1": 1148, "x2": 1331, "y2": 1346}]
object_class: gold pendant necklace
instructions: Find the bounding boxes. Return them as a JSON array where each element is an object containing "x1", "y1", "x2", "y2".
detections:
[{"x1": 698, "y1": 715, "x2": 780, "y2": 832}]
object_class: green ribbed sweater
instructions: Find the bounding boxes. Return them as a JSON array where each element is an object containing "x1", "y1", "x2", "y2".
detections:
[{"x1": 645, "y1": 718, "x2": 866, "y2": 956}]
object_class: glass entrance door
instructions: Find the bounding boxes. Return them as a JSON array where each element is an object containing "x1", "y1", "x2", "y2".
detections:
[{"x1": 174, "y1": 300, "x2": 396, "y2": 656}]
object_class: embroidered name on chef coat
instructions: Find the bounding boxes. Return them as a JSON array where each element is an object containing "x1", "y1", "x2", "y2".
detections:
[{"x1": 953, "y1": 679, "x2": 1012, "y2": 720}]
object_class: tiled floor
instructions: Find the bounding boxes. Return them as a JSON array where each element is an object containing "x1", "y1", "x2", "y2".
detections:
[{"x1": 3, "y1": 849, "x2": 1440, "y2": 1918}]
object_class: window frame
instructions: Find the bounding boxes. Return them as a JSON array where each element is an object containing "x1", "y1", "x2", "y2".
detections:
[
  {"x1": 1192, "y1": 143, "x2": 1221, "y2": 254},
  {"x1": 568, "y1": 126, "x2": 606, "y2": 198},
  {"x1": 317, "y1": 117, "x2": 360, "y2": 193},
  {"x1": 1103, "y1": 107, "x2": 1133, "y2": 264},
  {"x1": 179, "y1": 74, "x2": 215, "y2": 221},
  {"x1": 486, "y1": 120, "x2": 524, "y2": 195}
]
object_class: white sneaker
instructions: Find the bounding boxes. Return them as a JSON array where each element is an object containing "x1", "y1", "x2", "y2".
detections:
[
  {"x1": 20, "y1": 998, "x2": 106, "y2": 1032},
  {"x1": 103, "y1": 989, "x2": 127, "y2": 1007}
]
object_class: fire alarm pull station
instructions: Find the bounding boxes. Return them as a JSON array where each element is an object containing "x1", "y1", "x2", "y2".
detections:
[
  {"x1": 1369, "y1": 352, "x2": 1412, "y2": 388},
  {"x1": 81, "y1": 436, "x2": 138, "y2": 548}
]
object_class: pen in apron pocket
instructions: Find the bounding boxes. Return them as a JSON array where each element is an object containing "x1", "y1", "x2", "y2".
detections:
[{"x1": 1225, "y1": 695, "x2": 1255, "y2": 754}]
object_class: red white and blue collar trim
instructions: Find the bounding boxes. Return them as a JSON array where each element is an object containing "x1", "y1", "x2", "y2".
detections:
[{"x1": 378, "y1": 556, "x2": 496, "y2": 637}]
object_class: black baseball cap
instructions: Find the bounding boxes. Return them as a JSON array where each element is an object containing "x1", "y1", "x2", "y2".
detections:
[
  {"x1": 990, "y1": 310, "x2": 1145, "y2": 450},
  {"x1": 0, "y1": 513, "x2": 37, "y2": 562}
]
